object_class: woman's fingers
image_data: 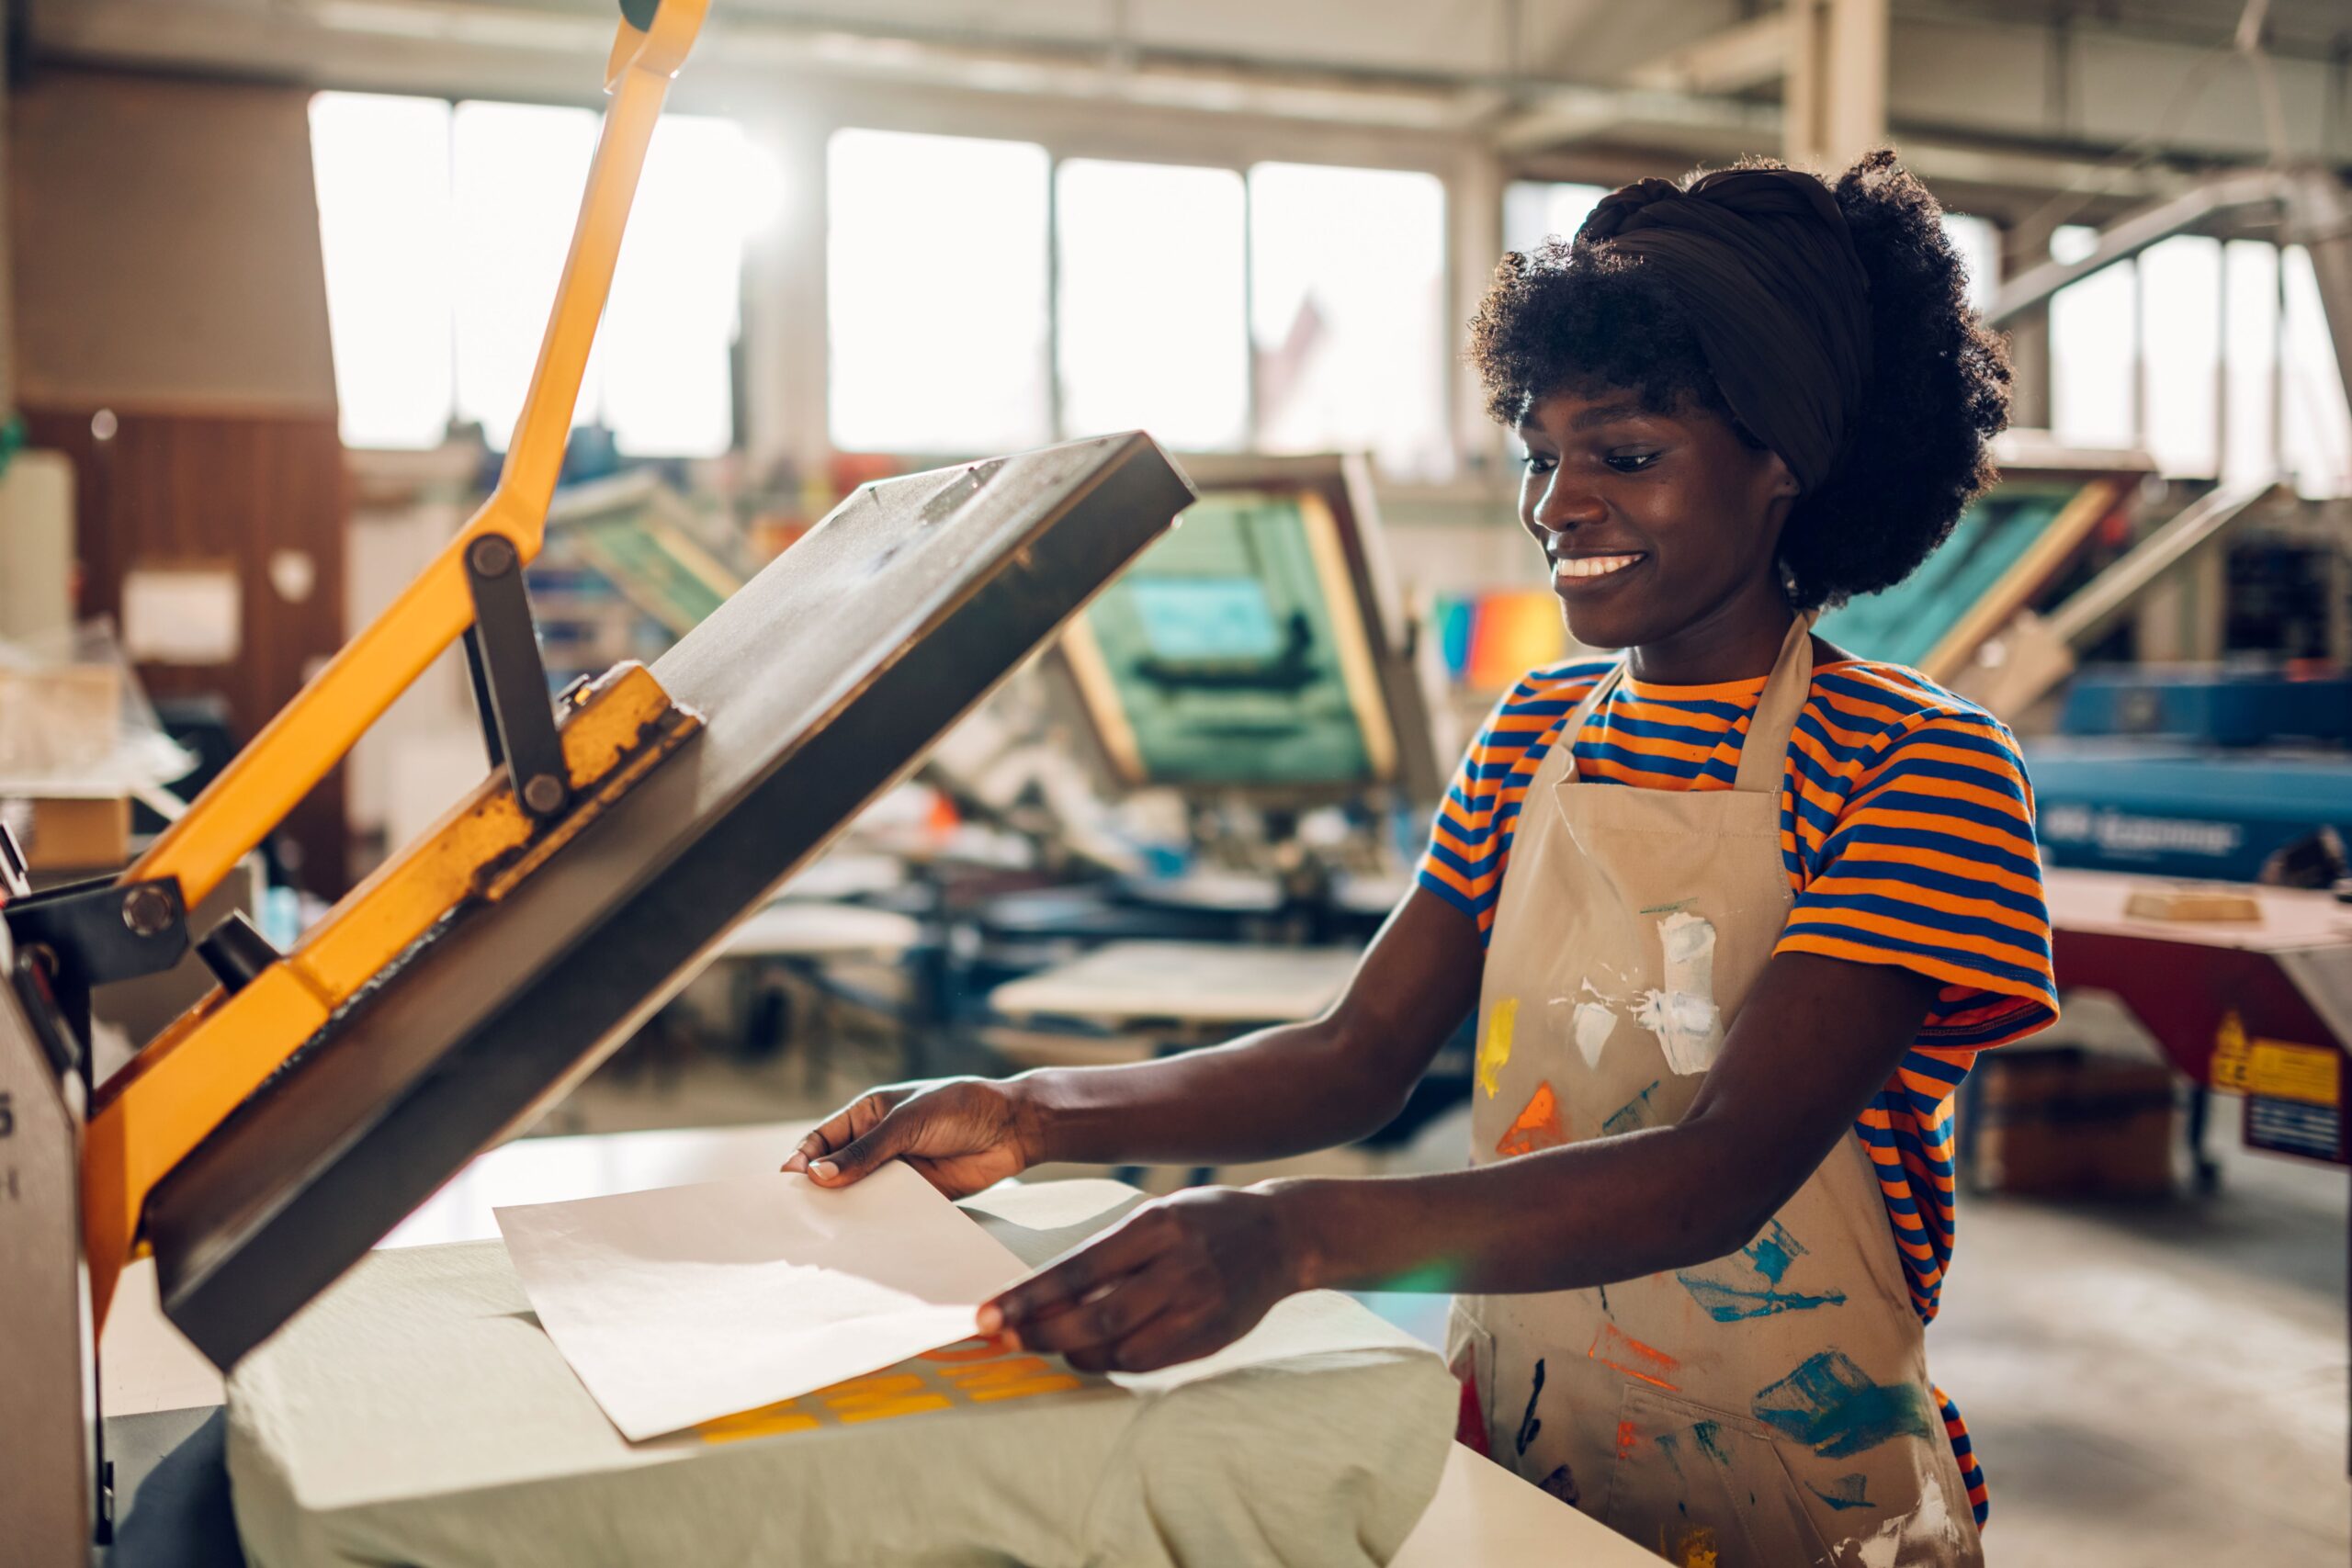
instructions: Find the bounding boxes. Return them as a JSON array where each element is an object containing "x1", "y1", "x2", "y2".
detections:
[
  {"x1": 1091, "y1": 1302, "x2": 1217, "y2": 1373},
  {"x1": 981, "y1": 1207, "x2": 1174, "y2": 1337},
  {"x1": 1003, "y1": 1255, "x2": 1189, "y2": 1361},
  {"x1": 782, "y1": 1090, "x2": 901, "y2": 1178}
]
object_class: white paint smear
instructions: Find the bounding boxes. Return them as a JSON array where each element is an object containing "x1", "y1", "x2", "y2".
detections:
[
  {"x1": 1639, "y1": 909, "x2": 1724, "y2": 1075},
  {"x1": 1840, "y1": 1454, "x2": 1962, "y2": 1568},
  {"x1": 1572, "y1": 1001, "x2": 1616, "y2": 1070}
]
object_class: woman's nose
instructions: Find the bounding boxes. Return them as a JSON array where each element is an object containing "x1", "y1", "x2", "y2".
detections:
[{"x1": 1529, "y1": 474, "x2": 1605, "y2": 534}]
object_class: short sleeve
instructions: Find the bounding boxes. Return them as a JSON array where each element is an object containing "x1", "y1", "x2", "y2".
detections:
[
  {"x1": 1417, "y1": 693, "x2": 1512, "y2": 927},
  {"x1": 1775, "y1": 709, "x2": 2058, "y2": 1049}
]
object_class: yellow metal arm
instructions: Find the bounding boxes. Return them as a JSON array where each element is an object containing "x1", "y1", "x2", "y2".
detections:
[
  {"x1": 84, "y1": 0, "x2": 711, "y2": 1334},
  {"x1": 122, "y1": 0, "x2": 709, "y2": 916}
]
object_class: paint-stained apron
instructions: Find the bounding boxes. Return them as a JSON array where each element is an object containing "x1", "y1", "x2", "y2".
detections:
[{"x1": 1448, "y1": 615, "x2": 1984, "y2": 1568}]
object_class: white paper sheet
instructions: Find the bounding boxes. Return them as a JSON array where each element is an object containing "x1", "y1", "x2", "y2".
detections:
[{"x1": 494, "y1": 1162, "x2": 1031, "y2": 1441}]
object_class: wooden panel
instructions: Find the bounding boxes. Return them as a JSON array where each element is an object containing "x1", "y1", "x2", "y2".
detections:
[
  {"x1": 22, "y1": 406, "x2": 352, "y2": 897},
  {"x1": 7, "y1": 69, "x2": 334, "y2": 413}
]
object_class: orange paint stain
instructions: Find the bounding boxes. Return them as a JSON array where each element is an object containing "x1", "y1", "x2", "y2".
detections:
[
  {"x1": 1589, "y1": 1322, "x2": 1682, "y2": 1391},
  {"x1": 1496, "y1": 1079, "x2": 1566, "y2": 1158}
]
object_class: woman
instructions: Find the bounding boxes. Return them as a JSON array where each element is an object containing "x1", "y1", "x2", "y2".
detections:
[{"x1": 786, "y1": 150, "x2": 2054, "y2": 1567}]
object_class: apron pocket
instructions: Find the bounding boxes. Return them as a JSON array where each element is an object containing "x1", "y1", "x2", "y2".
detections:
[
  {"x1": 1600, "y1": 1384, "x2": 1834, "y2": 1568},
  {"x1": 1444, "y1": 1302, "x2": 1497, "y2": 1461}
]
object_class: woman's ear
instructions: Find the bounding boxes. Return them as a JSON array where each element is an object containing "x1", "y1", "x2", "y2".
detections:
[{"x1": 1763, "y1": 450, "x2": 1801, "y2": 502}]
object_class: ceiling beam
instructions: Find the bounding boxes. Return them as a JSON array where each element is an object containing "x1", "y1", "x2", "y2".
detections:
[{"x1": 1623, "y1": 12, "x2": 1791, "y2": 96}]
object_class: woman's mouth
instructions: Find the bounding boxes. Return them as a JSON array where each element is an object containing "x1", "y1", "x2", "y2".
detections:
[{"x1": 1552, "y1": 552, "x2": 1647, "y2": 587}]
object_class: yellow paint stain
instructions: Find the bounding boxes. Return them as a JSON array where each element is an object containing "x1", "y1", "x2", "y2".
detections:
[
  {"x1": 1670, "y1": 1525, "x2": 1720, "y2": 1568},
  {"x1": 1477, "y1": 998, "x2": 1519, "y2": 1098}
]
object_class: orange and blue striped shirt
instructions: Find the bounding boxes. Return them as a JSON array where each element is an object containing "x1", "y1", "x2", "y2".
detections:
[{"x1": 1419, "y1": 656, "x2": 2058, "y2": 1526}]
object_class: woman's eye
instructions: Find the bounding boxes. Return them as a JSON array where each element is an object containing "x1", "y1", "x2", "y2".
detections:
[
  {"x1": 1521, "y1": 452, "x2": 1557, "y2": 475},
  {"x1": 1604, "y1": 451, "x2": 1661, "y2": 473}
]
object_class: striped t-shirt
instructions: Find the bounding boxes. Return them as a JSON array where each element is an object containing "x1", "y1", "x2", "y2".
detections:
[{"x1": 1419, "y1": 655, "x2": 2058, "y2": 1526}]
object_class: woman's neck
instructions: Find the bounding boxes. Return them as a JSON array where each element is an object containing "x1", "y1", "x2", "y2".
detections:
[{"x1": 1626, "y1": 578, "x2": 1795, "y2": 687}]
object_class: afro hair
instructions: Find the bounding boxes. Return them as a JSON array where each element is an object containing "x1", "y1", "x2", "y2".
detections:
[{"x1": 1468, "y1": 150, "x2": 2012, "y2": 613}]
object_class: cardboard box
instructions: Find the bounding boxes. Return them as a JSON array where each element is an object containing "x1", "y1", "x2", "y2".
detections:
[
  {"x1": 3, "y1": 794, "x2": 132, "y2": 871},
  {"x1": 0, "y1": 663, "x2": 122, "y2": 778},
  {"x1": 1963, "y1": 1047, "x2": 2178, "y2": 1199}
]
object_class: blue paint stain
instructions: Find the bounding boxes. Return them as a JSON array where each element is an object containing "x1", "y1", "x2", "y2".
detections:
[
  {"x1": 1538, "y1": 1464, "x2": 1579, "y2": 1506},
  {"x1": 1675, "y1": 1271, "x2": 1848, "y2": 1323},
  {"x1": 1690, "y1": 1419, "x2": 1732, "y2": 1469},
  {"x1": 1744, "y1": 1219, "x2": 1806, "y2": 1284},
  {"x1": 1810, "y1": 1473, "x2": 1874, "y2": 1512},
  {"x1": 1602, "y1": 1078, "x2": 1663, "y2": 1136},
  {"x1": 1675, "y1": 1218, "x2": 1844, "y2": 1321},
  {"x1": 1654, "y1": 1429, "x2": 1687, "y2": 1480},
  {"x1": 1752, "y1": 1351, "x2": 1934, "y2": 1459}
]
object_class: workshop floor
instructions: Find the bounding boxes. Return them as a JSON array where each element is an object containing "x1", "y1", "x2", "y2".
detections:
[{"x1": 550, "y1": 1049, "x2": 2348, "y2": 1565}]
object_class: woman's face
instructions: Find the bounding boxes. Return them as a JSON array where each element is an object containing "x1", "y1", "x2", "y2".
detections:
[{"x1": 1516, "y1": 387, "x2": 1799, "y2": 661}]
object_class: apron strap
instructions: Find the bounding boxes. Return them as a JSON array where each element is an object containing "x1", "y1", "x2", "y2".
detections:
[
  {"x1": 1555, "y1": 613, "x2": 1818, "y2": 796},
  {"x1": 1731, "y1": 612, "x2": 1819, "y2": 795},
  {"x1": 1546, "y1": 657, "x2": 1631, "y2": 792}
]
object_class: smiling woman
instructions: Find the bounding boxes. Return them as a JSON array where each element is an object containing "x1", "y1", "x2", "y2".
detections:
[{"x1": 790, "y1": 148, "x2": 2052, "y2": 1568}]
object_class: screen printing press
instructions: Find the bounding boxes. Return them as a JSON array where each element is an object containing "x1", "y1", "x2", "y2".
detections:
[{"x1": 0, "y1": 5, "x2": 1524, "y2": 1562}]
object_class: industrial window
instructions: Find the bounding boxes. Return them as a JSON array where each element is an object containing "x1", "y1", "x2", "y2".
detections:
[
  {"x1": 827, "y1": 134, "x2": 1451, "y2": 477},
  {"x1": 1249, "y1": 163, "x2": 1449, "y2": 479},
  {"x1": 309, "y1": 92, "x2": 763, "y2": 458},
  {"x1": 1054, "y1": 160, "x2": 1249, "y2": 451},
  {"x1": 1939, "y1": 213, "x2": 2001, "y2": 315},
  {"x1": 2138, "y1": 235, "x2": 2223, "y2": 479},
  {"x1": 2045, "y1": 222, "x2": 2350, "y2": 497},
  {"x1": 1501, "y1": 180, "x2": 1608, "y2": 254},
  {"x1": 2222, "y1": 240, "x2": 2279, "y2": 487},
  {"x1": 2281, "y1": 245, "x2": 2352, "y2": 499},
  {"x1": 826, "y1": 130, "x2": 1054, "y2": 456},
  {"x1": 2050, "y1": 223, "x2": 2142, "y2": 453}
]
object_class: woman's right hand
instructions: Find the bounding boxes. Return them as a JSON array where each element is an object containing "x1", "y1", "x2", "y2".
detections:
[{"x1": 780, "y1": 1077, "x2": 1042, "y2": 1199}]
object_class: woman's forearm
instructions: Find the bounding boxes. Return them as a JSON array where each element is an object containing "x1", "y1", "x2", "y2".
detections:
[
  {"x1": 1269, "y1": 1119, "x2": 1764, "y2": 1296},
  {"x1": 1011, "y1": 1021, "x2": 1415, "y2": 1168},
  {"x1": 1002, "y1": 887, "x2": 1485, "y2": 1173}
]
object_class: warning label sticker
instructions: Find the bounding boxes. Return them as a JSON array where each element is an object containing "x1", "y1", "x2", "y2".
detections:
[
  {"x1": 2211, "y1": 1013, "x2": 2341, "y2": 1106},
  {"x1": 2247, "y1": 1042, "x2": 2341, "y2": 1107}
]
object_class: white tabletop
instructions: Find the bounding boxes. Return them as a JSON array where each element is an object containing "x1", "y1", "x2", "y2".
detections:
[
  {"x1": 2045, "y1": 867, "x2": 2352, "y2": 953},
  {"x1": 102, "y1": 1120, "x2": 1642, "y2": 1564},
  {"x1": 989, "y1": 940, "x2": 1361, "y2": 1027},
  {"x1": 718, "y1": 901, "x2": 923, "y2": 959}
]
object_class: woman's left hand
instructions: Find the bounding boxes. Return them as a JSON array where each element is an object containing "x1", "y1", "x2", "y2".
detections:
[{"x1": 979, "y1": 1185, "x2": 1307, "y2": 1374}]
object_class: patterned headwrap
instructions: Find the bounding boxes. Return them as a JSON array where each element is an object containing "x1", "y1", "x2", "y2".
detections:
[{"x1": 1577, "y1": 167, "x2": 1872, "y2": 491}]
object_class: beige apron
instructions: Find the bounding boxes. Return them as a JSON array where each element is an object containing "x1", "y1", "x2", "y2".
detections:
[{"x1": 1448, "y1": 617, "x2": 1983, "y2": 1568}]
